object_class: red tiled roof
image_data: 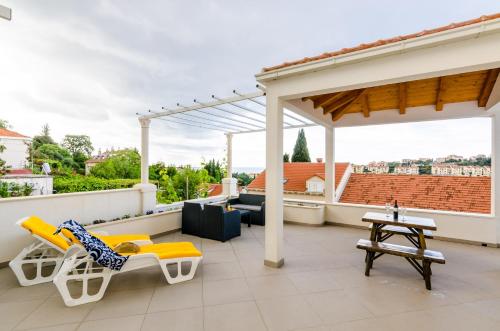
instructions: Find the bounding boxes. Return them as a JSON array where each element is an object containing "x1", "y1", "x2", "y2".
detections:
[
  {"x1": 7, "y1": 169, "x2": 33, "y2": 175},
  {"x1": 208, "y1": 184, "x2": 223, "y2": 197},
  {"x1": 263, "y1": 13, "x2": 500, "y2": 72},
  {"x1": 339, "y1": 174, "x2": 491, "y2": 214},
  {"x1": 247, "y1": 163, "x2": 349, "y2": 192},
  {"x1": 0, "y1": 128, "x2": 30, "y2": 139}
]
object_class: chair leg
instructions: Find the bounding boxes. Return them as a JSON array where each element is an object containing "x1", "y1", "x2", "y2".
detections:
[
  {"x1": 423, "y1": 260, "x2": 432, "y2": 290},
  {"x1": 53, "y1": 255, "x2": 113, "y2": 307},
  {"x1": 160, "y1": 257, "x2": 202, "y2": 284},
  {"x1": 9, "y1": 242, "x2": 64, "y2": 286}
]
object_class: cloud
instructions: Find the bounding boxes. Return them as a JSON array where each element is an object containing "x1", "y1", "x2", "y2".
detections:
[{"x1": 1, "y1": 0, "x2": 498, "y2": 166}]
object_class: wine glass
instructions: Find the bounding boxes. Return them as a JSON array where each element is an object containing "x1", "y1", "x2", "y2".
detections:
[
  {"x1": 400, "y1": 207, "x2": 407, "y2": 220},
  {"x1": 385, "y1": 203, "x2": 391, "y2": 217}
]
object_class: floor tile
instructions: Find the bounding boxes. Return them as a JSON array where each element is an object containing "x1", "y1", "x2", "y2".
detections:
[
  {"x1": 202, "y1": 261, "x2": 244, "y2": 281},
  {"x1": 204, "y1": 301, "x2": 266, "y2": 331},
  {"x1": 0, "y1": 299, "x2": 44, "y2": 330},
  {"x1": 78, "y1": 315, "x2": 144, "y2": 331},
  {"x1": 203, "y1": 278, "x2": 253, "y2": 306},
  {"x1": 257, "y1": 295, "x2": 322, "y2": 331},
  {"x1": 305, "y1": 290, "x2": 373, "y2": 324},
  {"x1": 85, "y1": 288, "x2": 153, "y2": 321},
  {"x1": 287, "y1": 270, "x2": 342, "y2": 293},
  {"x1": 142, "y1": 307, "x2": 203, "y2": 331},
  {"x1": 247, "y1": 275, "x2": 299, "y2": 299},
  {"x1": 16, "y1": 297, "x2": 93, "y2": 330},
  {"x1": 148, "y1": 281, "x2": 202, "y2": 313}
]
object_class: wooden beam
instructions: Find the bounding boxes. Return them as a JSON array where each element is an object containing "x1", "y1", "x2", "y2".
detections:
[
  {"x1": 399, "y1": 83, "x2": 407, "y2": 115},
  {"x1": 435, "y1": 77, "x2": 445, "y2": 111},
  {"x1": 315, "y1": 92, "x2": 350, "y2": 110},
  {"x1": 323, "y1": 91, "x2": 360, "y2": 115},
  {"x1": 361, "y1": 94, "x2": 370, "y2": 117},
  {"x1": 331, "y1": 89, "x2": 366, "y2": 121},
  {"x1": 478, "y1": 69, "x2": 500, "y2": 107}
]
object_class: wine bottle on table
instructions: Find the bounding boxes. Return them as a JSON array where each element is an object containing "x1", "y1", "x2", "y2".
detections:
[{"x1": 393, "y1": 200, "x2": 399, "y2": 220}]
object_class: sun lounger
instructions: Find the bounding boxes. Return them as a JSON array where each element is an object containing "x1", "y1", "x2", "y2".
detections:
[
  {"x1": 9, "y1": 216, "x2": 152, "y2": 286},
  {"x1": 53, "y1": 220, "x2": 202, "y2": 306}
]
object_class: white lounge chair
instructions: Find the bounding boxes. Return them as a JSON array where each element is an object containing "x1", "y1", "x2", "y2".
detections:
[
  {"x1": 9, "y1": 216, "x2": 152, "y2": 286},
  {"x1": 53, "y1": 222, "x2": 202, "y2": 306}
]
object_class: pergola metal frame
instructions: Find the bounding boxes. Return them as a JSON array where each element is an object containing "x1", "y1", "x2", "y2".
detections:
[{"x1": 137, "y1": 86, "x2": 317, "y2": 135}]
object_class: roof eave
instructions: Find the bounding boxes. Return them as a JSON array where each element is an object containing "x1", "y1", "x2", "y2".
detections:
[{"x1": 255, "y1": 18, "x2": 500, "y2": 83}]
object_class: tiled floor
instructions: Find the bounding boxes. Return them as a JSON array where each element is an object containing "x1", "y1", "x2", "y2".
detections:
[{"x1": 2, "y1": 224, "x2": 500, "y2": 330}]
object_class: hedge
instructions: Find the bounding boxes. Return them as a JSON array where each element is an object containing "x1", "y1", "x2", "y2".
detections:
[{"x1": 53, "y1": 176, "x2": 141, "y2": 193}]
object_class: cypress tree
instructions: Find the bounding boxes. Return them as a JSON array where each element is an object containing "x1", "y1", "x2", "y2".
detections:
[{"x1": 291, "y1": 129, "x2": 311, "y2": 162}]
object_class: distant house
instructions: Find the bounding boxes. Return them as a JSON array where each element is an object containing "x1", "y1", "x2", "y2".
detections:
[
  {"x1": 366, "y1": 161, "x2": 389, "y2": 174},
  {"x1": 247, "y1": 162, "x2": 351, "y2": 201},
  {"x1": 394, "y1": 165, "x2": 419, "y2": 175},
  {"x1": 0, "y1": 128, "x2": 31, "y2": 169},
  {"x1": 84, "y1": 149, "x2": 113, "y2": 175}
]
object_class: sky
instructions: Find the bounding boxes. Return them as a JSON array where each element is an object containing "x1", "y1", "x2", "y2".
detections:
[{"x1": 1, "y1": 1, "x2": 498, "y2": 169}]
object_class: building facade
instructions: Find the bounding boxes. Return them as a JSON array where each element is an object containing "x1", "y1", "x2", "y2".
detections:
[{"x1": 0, "y1": 128, "x2": 31, "y2": 170}]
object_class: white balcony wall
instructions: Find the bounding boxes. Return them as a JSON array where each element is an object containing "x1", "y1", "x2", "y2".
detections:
[{"x1": 326, "y1": 203, "x2": 496, "y2": 246}]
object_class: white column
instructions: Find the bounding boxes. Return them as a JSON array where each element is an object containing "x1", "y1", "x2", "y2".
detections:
[
  {"x1": 324, "y1": 126, "x2": 336, "y2": 203},
  {"x1": 134, "y1": 118, "x2": 157, "y2": 214},
  {"x1": 139, "y1": 118, "x2": 151, "y2": 184},
  {"x1": 492, "y1": 113, "x2": 500, "y2": 245},
  {"x1": 226, "y1": 133, "x2": 233, "y2": 178},
  {"x1": 264, "y1": 95, "x2": 284, "y2": 268},
  {"x1": 222, "y1": 133, "x2": 237, "y2": 196}
]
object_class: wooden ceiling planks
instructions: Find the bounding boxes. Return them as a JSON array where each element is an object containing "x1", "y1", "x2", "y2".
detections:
[{"x1": 304, "y1": 68, "x2": 499, "y2": 122}]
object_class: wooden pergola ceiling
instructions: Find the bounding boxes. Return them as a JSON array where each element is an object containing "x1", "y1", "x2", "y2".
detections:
[{"x1": 303, "y1": 68, "x2": 499, "y2": 122}]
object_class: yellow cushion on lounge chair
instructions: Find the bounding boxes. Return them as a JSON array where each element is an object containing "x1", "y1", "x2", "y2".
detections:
[
  {"x1": 121, "y1": 242, "x2": 202, "y2": 259},
  {"x1": 61, "y1": 229, "x2": 150, "y2": 247},
  {"x1": 21, "y1": 216, "x2": 70, "y2": 250}
]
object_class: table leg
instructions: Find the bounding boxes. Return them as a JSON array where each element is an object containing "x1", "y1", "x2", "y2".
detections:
[{"x1": 416, "y1": 229, "x2": 426, "y2": 249}]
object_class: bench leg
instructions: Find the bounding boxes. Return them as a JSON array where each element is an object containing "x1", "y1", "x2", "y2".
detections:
[
  {"x1": 423, "y1": 260, "x2": 432, "y2": 290},
  {"x1": 365, "y1": 252, "x2": 374, "y2": 276}
]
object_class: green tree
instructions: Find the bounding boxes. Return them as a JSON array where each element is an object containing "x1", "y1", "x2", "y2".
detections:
[
  {"x1": 232, "y1": 172, "x2": 253, "y2": 186},
  {"x1": 0, "y1": 119, "x2": 10, "y2": 129},
  {"x1": 32, "y1": 124, "x2": 56, "y2": 151},
  {"x1": 149, "y1": 162, "x2": 166, "y2": 181},
  {"x1": 172, "y1": 166, "x2": 211, "y2": 200},
  {"x1": 291, "y1": 129, "x2": 311, "y2": 162},
  {"x1": 283, "y1": 153, "x2": 290, "y2": 162},
  {"x1": 62, "y1": 135, "x2": 94, "y2": 157},
  {"x1": 156, "y1": 169, "x2": 180, "y2": 204},
  {"x1": 90, "y1": 149, "x2": 141, "y2": 179},
  {"x1": 0, "y1": 143, "x2": 6, "y2": 175},
  {"x1": 202, "y1": 159, "x2": 225, "y2": 183}
]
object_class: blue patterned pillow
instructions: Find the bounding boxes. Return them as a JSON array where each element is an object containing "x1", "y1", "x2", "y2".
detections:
[{"x1": 54, "y1": 220, "x2": 128, "y2": 271}]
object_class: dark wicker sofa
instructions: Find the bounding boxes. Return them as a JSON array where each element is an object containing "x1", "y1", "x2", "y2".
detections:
[{"x1": 228, "y1": 193, "x2": 266, "y2": 226}]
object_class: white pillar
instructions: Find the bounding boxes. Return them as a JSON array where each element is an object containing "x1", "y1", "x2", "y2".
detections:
[
  {"x1": 492, "y1": 113, "x2": 500, "y2": 245},
  {"x1": 134, "y1": 118, "x2": 157, "y2": 214},
  {"x1": 139, "y1": 118, "x2": 151, "y2": 184},
  {"x1": 222, "y1": 133, "x2": 238, "y2": 196},
  {"x1": 264, "y1": 95, "x2": 284, "y2": 268},
  {"x1": 324, "y1": 126, "x2": 336, "y2": 203},
  {"x1": 226, "y1": 133, "x2": 233, "y2": 178}
]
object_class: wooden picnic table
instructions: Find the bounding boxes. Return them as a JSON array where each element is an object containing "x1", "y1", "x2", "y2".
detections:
[
  {"x1": 362, "y1": 211, "x2": 436, "y2": 249},
  {"x1": 358, "y1": 212, "x2": 445, "y2": 290}
]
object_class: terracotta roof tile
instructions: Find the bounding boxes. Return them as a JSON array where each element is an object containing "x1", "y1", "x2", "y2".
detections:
[
  {"x1": 263, "y1": 13, "x2": 500, "y2": 72},
  {"x1": 339, "y1": 174, "x2": 491, "y2": 214},
  {"x1": 208, "y1": 184, "x2": 223, "y2": 197},
  {"x1": 0, "y1": 128, "x2": 30, "y2": 139},
  {"x1": 247, "y1": 163, "x2": 349, "y2": 192}
]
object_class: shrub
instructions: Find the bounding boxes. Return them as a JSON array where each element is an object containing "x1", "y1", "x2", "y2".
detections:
[{"x1": 53, "y1": 176, "x2": 140, "y2": 193}]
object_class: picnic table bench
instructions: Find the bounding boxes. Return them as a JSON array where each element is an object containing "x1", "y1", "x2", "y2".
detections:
[{"x1": 357, "y1": 212, "x2": 445, "y2": 290}]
